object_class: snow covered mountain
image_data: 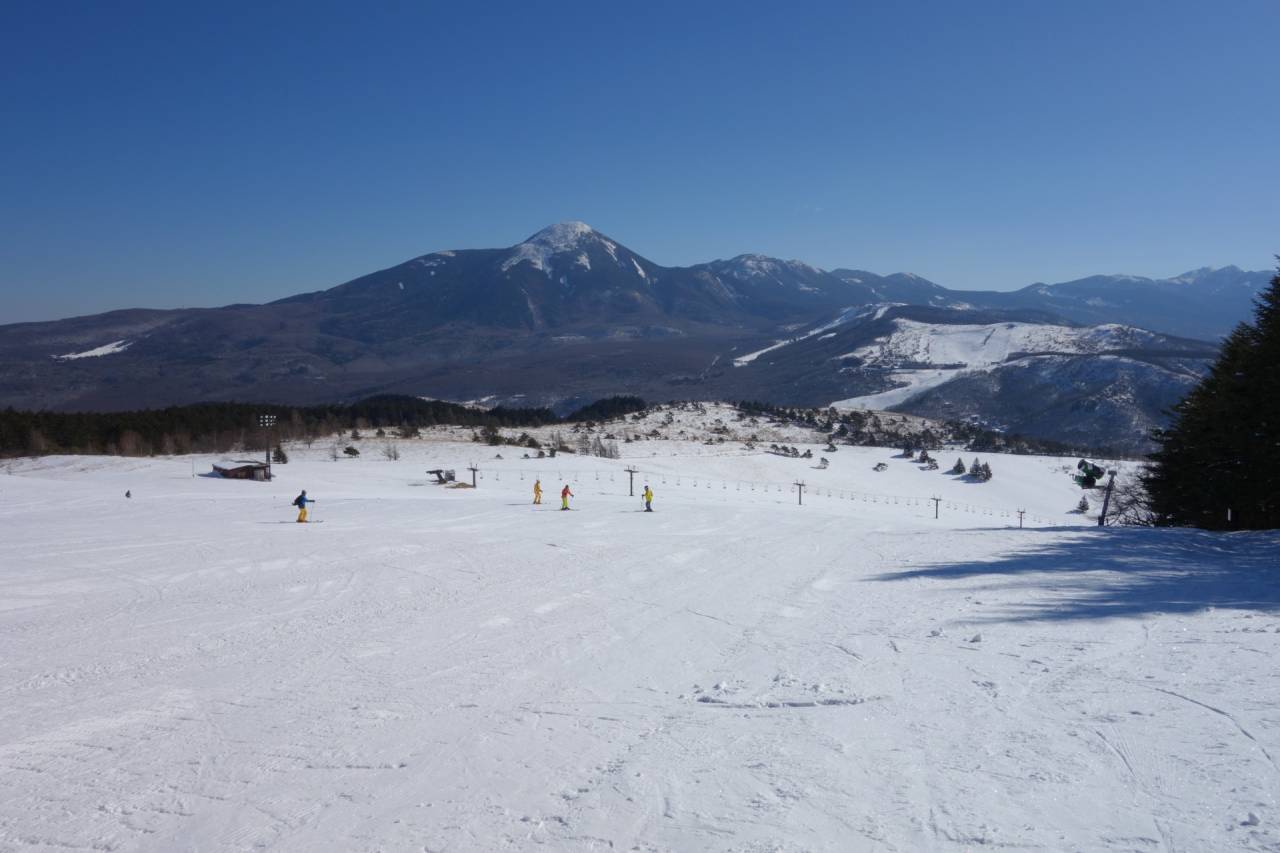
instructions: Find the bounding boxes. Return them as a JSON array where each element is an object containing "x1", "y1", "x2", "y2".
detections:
[
  {"x1": 0, "y1": 222, "x2": 971, "y2": 412},
  {"x1": 279, "y1": 221, "x2": 680, "y2": 331},
  {"x1": 0, "y1": 221, "x2": 1257, "y2": 450},
  {"x1": 716, "y1": 305, "x2": 1216, "y2": 451},
  {"x1": 273, "y1": 222, "x2": 881, "y2": 335}
]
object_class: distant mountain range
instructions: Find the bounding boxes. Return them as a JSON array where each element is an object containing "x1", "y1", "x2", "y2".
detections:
[{"x1": 0, "y1": 221, "x2": 1264, "y2": 450}]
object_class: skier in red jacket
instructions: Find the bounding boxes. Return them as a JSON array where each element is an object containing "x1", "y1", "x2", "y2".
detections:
[{"x1": 560, "y1": 484, "x2": 574, "y2": 511}]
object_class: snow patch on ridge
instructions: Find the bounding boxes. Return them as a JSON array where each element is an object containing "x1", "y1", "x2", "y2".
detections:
[
  {"x1": 733, "y1": 305, "x2": 868, "y2": 366},
  {"x1": 54, "y1": 340, "x2": 132, "y2": 361},
  {"x1": 502, "y1": 243, "x2": 554, "y2": 276},
  {"x1": 723, "y1": 254, "x2": 825, "y2": 282}
]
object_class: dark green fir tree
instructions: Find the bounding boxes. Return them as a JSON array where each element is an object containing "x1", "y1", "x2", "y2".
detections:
[{"x1": 1144, "y1": 263, "x2": 1280, "y2": 529}]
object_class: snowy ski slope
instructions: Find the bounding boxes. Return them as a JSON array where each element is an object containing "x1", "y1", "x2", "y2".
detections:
[
  {"x1": 830, "y1": 319, "x2": 1172, "y2": 411},
  {"x1": 1, "y1": 439, "x2": 1277, "y2": 851}
]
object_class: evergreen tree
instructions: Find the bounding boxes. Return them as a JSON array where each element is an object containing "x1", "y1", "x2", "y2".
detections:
[
  {"x1": 565, "y1": 396, "x2": 646, "y2": 422},
  {"x1": 1145, "y1": 264, "x2": 1280, "y2": 529}
]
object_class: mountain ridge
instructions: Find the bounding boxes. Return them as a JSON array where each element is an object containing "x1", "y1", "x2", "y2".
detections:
[
  {"x1": 6, "y1": 221, "x2": 1264, "y2": 338},
  {"x1": 0, "y1": 221, "x2": 1261, "y2": 451}
]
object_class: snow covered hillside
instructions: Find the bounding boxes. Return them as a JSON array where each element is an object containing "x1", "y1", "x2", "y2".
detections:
[
  {"x1": 845, "y1": 319, "x2": 1166, "y2": 370},
  {"x1": 1, "y1": 438, "x2": 1277, "y2": 851},
  {"x1": 832, "y1": 319, "x2": 1171, "y2": 410}
]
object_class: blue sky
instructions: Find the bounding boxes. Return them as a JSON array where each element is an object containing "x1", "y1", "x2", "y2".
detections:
[{"x1": 2, "y1": 0, "x2": 1277, "y2": 322}]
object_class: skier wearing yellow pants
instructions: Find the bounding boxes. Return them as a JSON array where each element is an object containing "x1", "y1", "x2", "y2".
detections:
[
  {"x1": 561, "y1": 484, "x2": 573, "y2": 511},
  {"x1": 533, "y1": 479, "x2": 542, "y2": 504},
  {"x1": 292, "y1": 490, "x2": 315, "y2": 522}
]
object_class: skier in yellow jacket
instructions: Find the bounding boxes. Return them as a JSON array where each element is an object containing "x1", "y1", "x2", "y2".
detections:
[
  {"x1": 643, "y1": 484, "x2": 654, "y2": 512},
  {"x1": 533, "y1": 479, "x2": 542, "y2": 504}
]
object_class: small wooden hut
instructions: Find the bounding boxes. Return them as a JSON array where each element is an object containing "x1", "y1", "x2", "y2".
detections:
[{"x1": 212, "y1": 460, "x2": 271, "y2": 481}]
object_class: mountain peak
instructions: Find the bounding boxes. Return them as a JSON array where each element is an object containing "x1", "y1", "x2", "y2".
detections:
[
  {"x1": 1169, "y1": 264, "x2": 1243, "y2": 284},
  {"x1": 523, "y1": 221, "x2": 599, "y2": 250},
  {"x1": 721, "y1": 254, "x2": 823, "y2": 275},
  {"x1": 504, "y1": 222, "x2": 620, "y2": 276}
]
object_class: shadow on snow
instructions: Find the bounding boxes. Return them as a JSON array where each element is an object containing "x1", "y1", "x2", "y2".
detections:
[{"x1": 870, "y1": 527, "x2": 1280, "y2": 623}]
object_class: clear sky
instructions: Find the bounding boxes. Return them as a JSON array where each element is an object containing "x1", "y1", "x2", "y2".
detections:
[{"x1": 2, "y1": 0, "x2": 1278, "y2": 322}]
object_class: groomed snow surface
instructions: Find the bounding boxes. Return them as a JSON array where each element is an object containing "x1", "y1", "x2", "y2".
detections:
[{"x1": 2, "y1": 439, "x2": 1278, "y2": 852}]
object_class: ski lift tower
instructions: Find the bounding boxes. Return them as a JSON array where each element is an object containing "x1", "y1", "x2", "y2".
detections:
[{"x1": 258, "y1": 413, "x2": 277, "y2": 480}]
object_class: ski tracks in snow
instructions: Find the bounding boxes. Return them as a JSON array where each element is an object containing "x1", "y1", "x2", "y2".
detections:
[{"x1": 2, "y1": 455, "x2": 1278, "y2": 851}]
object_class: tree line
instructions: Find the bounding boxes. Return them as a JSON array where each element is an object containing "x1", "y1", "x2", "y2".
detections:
[{"x1": 0, "y1": 395, "x2": 569, "y2": 457}]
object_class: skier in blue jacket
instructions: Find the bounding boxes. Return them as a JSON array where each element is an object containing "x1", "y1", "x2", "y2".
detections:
[{"x1": 292, "y1": 490, "x2": 315, "y2": 523}]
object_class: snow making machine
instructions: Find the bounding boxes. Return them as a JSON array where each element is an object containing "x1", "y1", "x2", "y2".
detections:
[{"x1": 1074, "y1": 459, "x2": 1106, "y2": 488}]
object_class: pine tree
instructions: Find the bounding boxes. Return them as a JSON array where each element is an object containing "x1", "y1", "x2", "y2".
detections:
[
  {"x1": 1145, "y1": 264, "x2": 1280, "y2": 529},
  {"x1": 951, "y1": 458, "x2": 966, "y2": 475}
]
